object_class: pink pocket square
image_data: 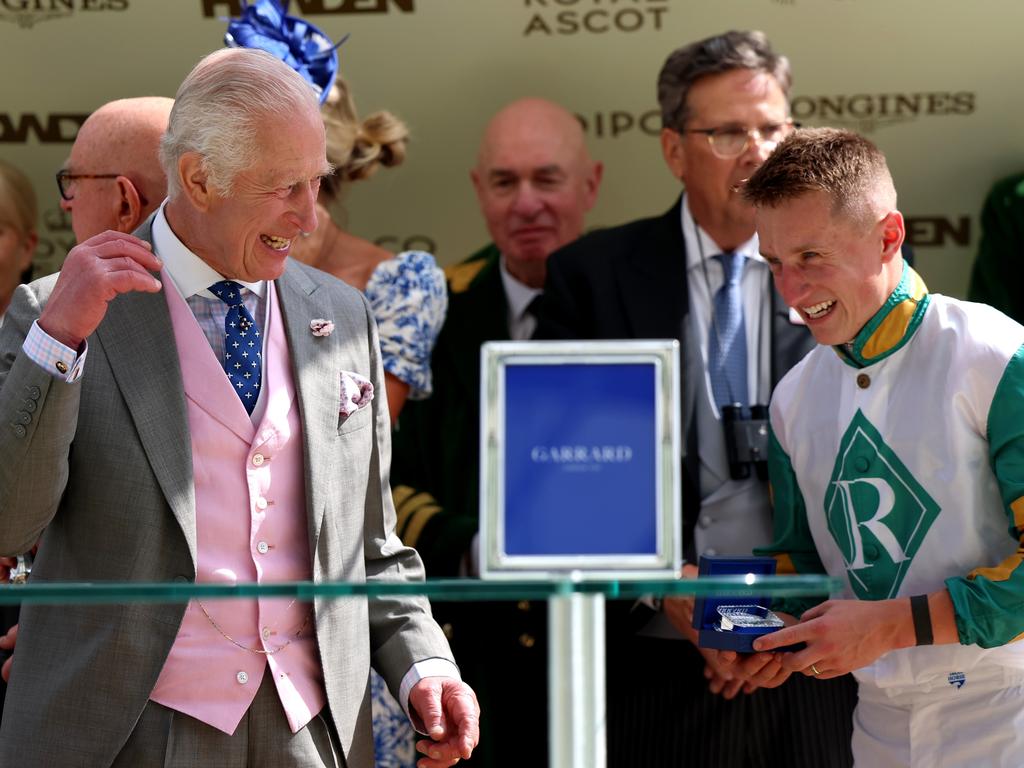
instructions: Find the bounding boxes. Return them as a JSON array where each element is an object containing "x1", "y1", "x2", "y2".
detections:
[{"x1": 340, "y1": 371, "x2": 374, "y2": 417}]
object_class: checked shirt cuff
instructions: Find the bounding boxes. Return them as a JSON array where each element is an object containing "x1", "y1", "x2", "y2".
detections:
[{"x1": 23, "y1": 320, "x2": 87, "y2": 383}]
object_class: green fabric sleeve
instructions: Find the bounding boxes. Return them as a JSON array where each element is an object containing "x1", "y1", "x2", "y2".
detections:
[
  {"x1": 754, "y1": 425, "x2": 830, "y2": 618},
  {"x1": 967, "y1": 173, "x2": 1024, "y2": 320},
  {"x1": 947, "y1": 343, "x2": 1024, "y2": 647}
]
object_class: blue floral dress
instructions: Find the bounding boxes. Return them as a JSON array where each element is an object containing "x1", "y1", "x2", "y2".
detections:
[
  {"x1": 365, "y1": 251, "x2": 447, "y2": 402},
  {"x1": 363, "y1": 250, "x2": 447, "y2": 768}
]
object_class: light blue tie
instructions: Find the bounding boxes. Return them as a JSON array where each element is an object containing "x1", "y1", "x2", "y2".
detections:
[
  {"x1": 209, "y1": 280, "x2": 263, "y2": 414},
  {"x1": 708, "y1": 252, "x2": 748, "y2": 409}
]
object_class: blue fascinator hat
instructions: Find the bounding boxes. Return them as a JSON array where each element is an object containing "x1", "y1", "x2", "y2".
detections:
[{"x1": 224, "y1": 0, "x2": 345, "y2": 105}]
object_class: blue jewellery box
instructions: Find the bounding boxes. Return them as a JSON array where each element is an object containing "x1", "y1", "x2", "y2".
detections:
[{"x1": 692, "y1": 555, "x2": 788, "y2": 653}]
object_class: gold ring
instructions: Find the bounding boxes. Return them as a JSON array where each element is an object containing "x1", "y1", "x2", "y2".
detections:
[{"x1": 811, "y1": 664, "x2": 821, "y2": 676}]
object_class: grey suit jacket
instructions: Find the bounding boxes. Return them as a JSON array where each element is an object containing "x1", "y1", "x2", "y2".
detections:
[{"x1": 0, "y1": 221, "x2": 453, "y2": 767}]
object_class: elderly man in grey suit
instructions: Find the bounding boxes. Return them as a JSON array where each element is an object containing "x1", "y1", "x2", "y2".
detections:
[{"x1": 0, "y1": 48, "x2": 478, "y2": 768}]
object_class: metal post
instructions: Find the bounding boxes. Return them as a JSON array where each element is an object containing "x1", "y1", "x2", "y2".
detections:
[{"x1": 548, "y1": 591, "x2": 605, "y2": 768}]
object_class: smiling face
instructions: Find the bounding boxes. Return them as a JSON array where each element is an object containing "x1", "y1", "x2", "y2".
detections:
[
  {"x1": 757, "y1": 191, "x2": 905, "y2": 346},
  {"x1": 174, "y1": 107, "x2": 330, "y2": 282},
  {"x1": 661, "y1": 68, "x2": 790, "y2": 247},
  {"x1": 471, "y1": 99, "x2": 601, "y2": 288}
]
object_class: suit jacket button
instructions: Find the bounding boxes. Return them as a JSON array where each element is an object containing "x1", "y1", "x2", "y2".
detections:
[
  {"x1": 24, "y1": 385, "x2": 40, "y2": 400},
  {"x1": 14, "y1": 411, "x2": 30, "y2": 425},
  {"x1": 21, "y1": 399, "x2": 36, "y2": 413},
  {"x1": 10, "y1": 424, "x2": 26, "y2": 439},
  {"x1": 518, "y1": 633, "x2": 536, "y2": 649}
]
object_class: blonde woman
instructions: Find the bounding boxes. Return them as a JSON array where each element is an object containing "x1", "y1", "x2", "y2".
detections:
[
  {"x1": 0, "y1": 160, "x2": 37, "y2": 321},
  {"x1": 290, "y1": 79, "x2": 446, "y2": 424}
]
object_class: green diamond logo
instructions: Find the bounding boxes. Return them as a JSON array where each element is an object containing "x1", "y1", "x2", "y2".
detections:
[{"x1": 825, "y1": 410, "x2": 940, "y2": 600}]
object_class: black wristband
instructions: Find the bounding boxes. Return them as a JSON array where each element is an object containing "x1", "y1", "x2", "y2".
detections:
[{"x1": 910, "y1": 594, "x2": 933, "y2": 646}]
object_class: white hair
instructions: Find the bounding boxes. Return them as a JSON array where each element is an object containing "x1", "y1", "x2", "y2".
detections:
[{"x1": 160, "y1": 48, "x2": 320, "y2": 198}]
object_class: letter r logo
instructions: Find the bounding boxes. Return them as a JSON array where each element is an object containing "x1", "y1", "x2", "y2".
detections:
[{"x1": 824, "y1": 410, "x2": 939, "y2": 599}]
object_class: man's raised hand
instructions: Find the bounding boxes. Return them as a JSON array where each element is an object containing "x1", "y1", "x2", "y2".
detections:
[{"x1": 38, "y1": 231, "x2": 162, "y2": 349}]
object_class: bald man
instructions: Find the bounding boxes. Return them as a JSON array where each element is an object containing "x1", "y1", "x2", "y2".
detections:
[
  {"x1": 57, "y1": 96, "x2": 172, "y2": 243},
  {"x1": 390, "y1": 98, "x2": 602, "y2": 767},
  {"x1": 0, "y1": 95, "x2": 173, "y2": 704}
]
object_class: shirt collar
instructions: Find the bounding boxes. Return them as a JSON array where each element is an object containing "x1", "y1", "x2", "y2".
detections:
[
  {"x1": 498, "y1": 255, "x2": 542, "y2": 321},
  {"x1": 836, "y1": 262, "x2": 930, "y2": 369},
  {"x1": 151, "y1": 200, "x2": 266, "y2": 300},
  {"x1": 680, "y1": 192, "x2": 761, "y2": 270}
]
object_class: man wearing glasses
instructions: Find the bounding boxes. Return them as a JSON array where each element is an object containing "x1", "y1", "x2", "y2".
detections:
[
  {"x1": 56, "y1": 96, "x2": 172, "y2": 244},
  {"x1": 536, "y1": 30, "x2": 857, "y2": 767},
  {"x1": 0, "y1": 95, "x2": 174, "y2": 708}
]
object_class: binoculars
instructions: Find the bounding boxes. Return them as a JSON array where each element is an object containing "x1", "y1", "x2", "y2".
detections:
[{"x1": 721, "y1": 403, "x2": 770, "y2": 481}]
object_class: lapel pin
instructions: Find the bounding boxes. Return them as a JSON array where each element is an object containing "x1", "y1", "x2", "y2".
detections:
[{"x1": 310, "y1": 318, "x2": 335, "y2": 337}]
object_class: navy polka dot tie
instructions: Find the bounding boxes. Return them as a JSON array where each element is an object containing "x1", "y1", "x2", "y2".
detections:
[
  {"x1": 209, "y1": 280, "x2": 262, "y2": 414},
  {"x1": 708, "y1": 252, "x2": 748, "y2": 410}
]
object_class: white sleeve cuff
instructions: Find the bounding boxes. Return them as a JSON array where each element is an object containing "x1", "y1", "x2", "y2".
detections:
[{"x1": 398, "y1": 657, "x2": 462, "y2": 733}]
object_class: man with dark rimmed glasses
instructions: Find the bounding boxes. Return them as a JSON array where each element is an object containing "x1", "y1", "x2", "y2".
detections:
[
  {"x1": 535, "y1": 29, "x2": 857, "y2": 768},
  {"x1": 56, "y1": 96, "x2": 172, "y2": 244},
  {"x1": 0, "y1": 95, "x2": 174, "y2": 721}
]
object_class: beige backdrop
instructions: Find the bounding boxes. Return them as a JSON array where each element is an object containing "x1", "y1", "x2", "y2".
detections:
[{"x1": 1, "y1": 0, "x2": 1020, "y2": 298}]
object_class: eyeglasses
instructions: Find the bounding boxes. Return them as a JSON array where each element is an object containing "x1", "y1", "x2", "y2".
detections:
[
  {"x1": 55, "y1": 170, "x2": 120, "y2": 201},
  {"x1": 682, "y1": 120, "x2": 797, "y2": 159}
]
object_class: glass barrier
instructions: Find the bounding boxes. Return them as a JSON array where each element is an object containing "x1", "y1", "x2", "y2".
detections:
[
  {"x1": 0, "y1": 573, "x2": 840, "y2": 767},
  {"x1": 0, "y1": 574, "x2": 839, "y2": 604}
]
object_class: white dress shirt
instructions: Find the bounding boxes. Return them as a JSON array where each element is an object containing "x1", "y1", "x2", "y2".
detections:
[
  {"x1": 499, "y1": 257, "x2": 542, "y2": 341},
  {"x1": 681, "y1": 193, "x2": 776, "y2": 558},
  {"x1": 680, "y1": 194, "x2": 771, "y2": 412}
]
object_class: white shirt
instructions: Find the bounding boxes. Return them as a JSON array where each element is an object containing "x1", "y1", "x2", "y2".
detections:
[
  {"x1": 499, "y1": 257, "x2": 542, "y2": 341},
  {"x1": 681, "y1": 193, "x2": 772, "y2": 411},
  {"x1": 152, "y1": 202, "x2": 266, "y2": 304},
  {"x1": 152, "y1": 202, "x2": 270, "y2": 423}
]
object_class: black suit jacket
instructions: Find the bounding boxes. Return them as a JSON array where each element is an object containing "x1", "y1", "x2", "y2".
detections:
[{"x1": 535, "y1": 198, "x2": 815, "y2": 560}]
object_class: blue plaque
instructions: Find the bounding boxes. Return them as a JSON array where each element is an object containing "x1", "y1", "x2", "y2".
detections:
[{"x1": 480, "y1": 341, "x2": 681, "y2": 579}]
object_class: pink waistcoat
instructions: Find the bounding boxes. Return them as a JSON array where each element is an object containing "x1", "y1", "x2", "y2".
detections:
[{"x1": 149, "y1": 278, "x2": 326, "y2": 735}]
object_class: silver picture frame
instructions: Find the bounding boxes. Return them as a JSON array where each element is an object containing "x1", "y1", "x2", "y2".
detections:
[{"x1": 479, "y1": 340, "x2": 681, "y2": 580}]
